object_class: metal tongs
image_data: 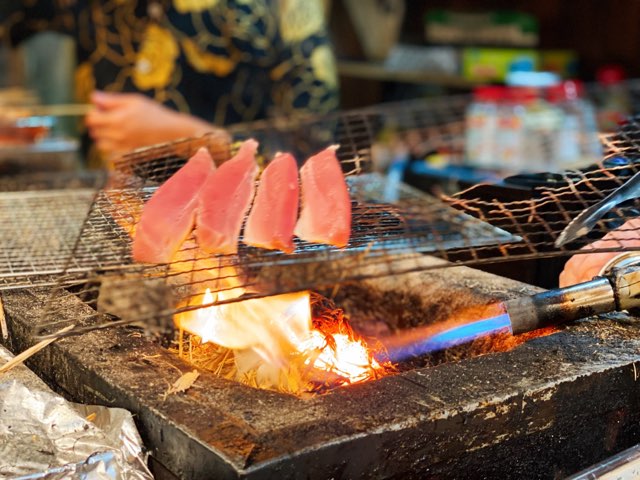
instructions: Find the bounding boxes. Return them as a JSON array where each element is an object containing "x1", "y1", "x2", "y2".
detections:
[{"x1": 556, "y1": 170, "x2": 640, "y2": 247}]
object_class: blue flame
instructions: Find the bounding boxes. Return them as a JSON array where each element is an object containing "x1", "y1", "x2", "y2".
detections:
[{"x1": 387, "y1": 313, "x2": 513, "y2": 362}]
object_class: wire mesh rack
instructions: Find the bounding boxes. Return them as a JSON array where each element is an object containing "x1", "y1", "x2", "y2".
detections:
[
  {"x1": 33, "y1": 169, "x2": 518, "y2": 336},
  {"x1": 446, "y1": 114, "x2": 640, "y2": 258},
  {"x1": 2, "y1": 93, "x2": 640, "y2": 337},
  {"x1": 0, "y1": 170, "x2": 106, "y2": 290}
]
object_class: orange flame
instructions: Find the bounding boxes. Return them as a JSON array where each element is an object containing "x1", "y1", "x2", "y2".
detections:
[
  {"x1": 299, "y1": 330, "x2": 383, "y2": 383},
  {"x1": 175, "y1": 287, "x2": 386, "y2": 387},
  {"x1": 109, "y1": 175, "x2": 387, "y2": 390}
]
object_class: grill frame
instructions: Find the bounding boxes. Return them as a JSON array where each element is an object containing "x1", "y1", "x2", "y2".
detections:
[{"x1": 3, "y1": 263, "x2": 640, "y2": 479}]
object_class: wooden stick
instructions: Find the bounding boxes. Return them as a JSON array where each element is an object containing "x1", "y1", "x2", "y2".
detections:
[
  {"x1": 0, "y1": 296, "x2": 6, "y2": 340},
  {"x1": 18, "y1": 104, "x2": 93, "y2": 117},
  {"x1": 0, "y1": 324, "x2": 75, "y2": 374}
]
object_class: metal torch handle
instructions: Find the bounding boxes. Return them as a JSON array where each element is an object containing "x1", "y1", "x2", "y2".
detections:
[
  {"x1": 506, "y1": 278, "x2": 616, "y2": 335},
  {"x1": 506, "y1": 257, "x2": 640, "y2": 335}
]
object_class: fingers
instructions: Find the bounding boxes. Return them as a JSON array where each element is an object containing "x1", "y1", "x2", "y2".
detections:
[
  {"x1": 558, "y1": 263, "x2": 572, "y2": 287},
  {"x1": 90, "y1": 90, "x2": 139, "y2": 110},
  {"x1": 86, "y1": 109, "x2": 116, "y2": 129},
  {"x1": 90, "y1": 91, "x2": 116, "y2": 110},
  {"x1": 91, "y1": 124, "x2": 128, "y2": 157},
  {"x1": 87, "y1": 91, "x2": 160, "y2": 156},
  {"x1": 91, "y1": 131, "x2": 126, "y2": 154},
  {"x1": 86, "y1": 109, "x2": 128, "y2": 156},
  {"x1": 559, "y1": 256, "x2": 582, "y2": 287},
  {"x1": 558, "y1": 218, "x2": 640, "y2": 287},
  {"x1": 86, "y1": 110, "x2": 121, "y2": 138},
  {"x1": 559, "y1": 251, "x2": 621, "y2": 287},
  {"x1": 559, "y1": 263, "x2": 598, "y2": 287}
]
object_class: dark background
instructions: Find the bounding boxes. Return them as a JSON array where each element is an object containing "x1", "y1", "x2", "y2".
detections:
[{"x1": 329, "y1": 0, "x2": 640, "y2": 108}]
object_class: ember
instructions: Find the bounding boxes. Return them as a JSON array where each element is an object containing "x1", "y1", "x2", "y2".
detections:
[{"x1": 174, "y1": 290, "x2": 392, "y2": 394}]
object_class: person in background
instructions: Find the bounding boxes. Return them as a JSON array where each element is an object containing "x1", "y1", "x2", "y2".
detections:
[{"x1": 1, "y1": 0, "x2": 339, "y2": 164}]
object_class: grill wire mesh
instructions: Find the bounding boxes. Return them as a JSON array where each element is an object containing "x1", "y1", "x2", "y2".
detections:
[
  {"x1": 2, "y1": 91, "x2": 640, "y2": 337},
  {"x1": 447, "y1": 118, "x2": 640, "y2": 265}
]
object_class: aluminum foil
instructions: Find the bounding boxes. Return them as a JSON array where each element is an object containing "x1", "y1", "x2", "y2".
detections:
[{"x1": 0, "y1": 346, "x2": 153, "y2": 479}]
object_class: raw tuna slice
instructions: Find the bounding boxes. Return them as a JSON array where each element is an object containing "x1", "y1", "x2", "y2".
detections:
[
  {"x1": 243, "y1": 152, "x2": 299, "y2": 253},
  {"x1": 196, "y1": 139, "x2": 259, "y2": 254},
  {"x1": 294, "y1": 145, "x2": 351, "y2": 248},
  {"x1": 132, "y1": 147, "x2": 215, "y2": 263}
]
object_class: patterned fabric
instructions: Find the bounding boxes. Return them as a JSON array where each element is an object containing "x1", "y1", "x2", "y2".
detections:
[{"x1": 3, "y1": 0, "x2": 339, "y2": 125}]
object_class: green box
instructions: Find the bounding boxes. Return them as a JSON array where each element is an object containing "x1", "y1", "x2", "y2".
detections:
[
  {"x1": 540, "y1": 50, "x2": 579, "y2": 78},
  {"x1": 462, "y1": 47, "x2": 539, "y2": 82}
]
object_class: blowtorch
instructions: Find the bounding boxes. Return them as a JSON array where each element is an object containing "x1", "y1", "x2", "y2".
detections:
[{"x1": 383, "y1": 255, "x2": 640, "y2": 361}]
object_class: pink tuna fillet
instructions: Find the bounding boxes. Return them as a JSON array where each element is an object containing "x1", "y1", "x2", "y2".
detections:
[
  {"x1": 132, "y1": 147, "x2": 215, "y2": 263},
  {"x1": 243, "y1": 152, "x2": 299, "y2": 253},
  {"x1": 196, "y1": 139, "x2": 259, "y2": 254},
  {"x1": 294, "y1": 145, "x2": 351, "y2": 248}
]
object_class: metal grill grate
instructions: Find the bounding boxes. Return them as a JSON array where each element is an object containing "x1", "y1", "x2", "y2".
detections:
[
  {"x1": 32, "y1": 169, "x2": 519, "y2": 336},
  {"x1": 444, "y1": 116, "x2": 640, "y2": 264},
  {"x1": 3, "y1": 94, "x2": 640, "y2": 337},
  {"x1": 0, "y1": 189, "x2": 96, "y2": 289}
]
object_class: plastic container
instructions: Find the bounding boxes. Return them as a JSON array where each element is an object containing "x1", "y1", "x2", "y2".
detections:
[
  {"x1": 547, "y1": 80, "x2": 602, "y2": 168},
  {"x1": 595, "y1": 65, "x2": 632, "y2": 132},
  {"x1": 494, "y1": 87, "x2": 528, "y2": 171},
  {"x1": 464, "y1": 85, "x2": 503, "y2": 168},
  {"x1": 497, "y1": 86, "x2": 564, "y2": 173}
]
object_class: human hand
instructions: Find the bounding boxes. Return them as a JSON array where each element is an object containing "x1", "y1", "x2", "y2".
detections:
[
  {"x1": 558, "y1": 218, "x2": 640, "y2": 287},
  {"x1": 86, "y1": 91, "x2": 227, "y2": 158}
]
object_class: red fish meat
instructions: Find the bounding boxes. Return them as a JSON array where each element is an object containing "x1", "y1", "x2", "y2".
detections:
[
  {"x1": 243, "y1": 152, "x2": 299, "y2": 253},
  {"x1": 196, "y1": 139, "x2": 259, "y2": 254},
  {"x1": 294, "y1": 145, "x2": 351, "y2": 248},
  {"x1": 132, "y1": 147, "x2": 215, "y2": 263}
]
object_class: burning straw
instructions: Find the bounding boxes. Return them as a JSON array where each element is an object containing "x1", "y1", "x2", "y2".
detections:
[{"x1": 172, "y1": 292, "x2": 394, "y2": 395}]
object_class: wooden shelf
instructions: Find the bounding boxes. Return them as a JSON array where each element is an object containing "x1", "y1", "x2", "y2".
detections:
[{"x1": 337, "y1": 60, "x2": 478, "y2": 88}]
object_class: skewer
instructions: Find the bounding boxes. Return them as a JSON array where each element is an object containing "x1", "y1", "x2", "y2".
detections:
[
  {"x1": 0, "y1": 324, "x2": 75, "y2": 374},
  {"x1": 0, "y1": 296, "x2": 6, "y2": 340},
  {"x1": 9, "y1": 104, "x2": 93, "y2": 117}
]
